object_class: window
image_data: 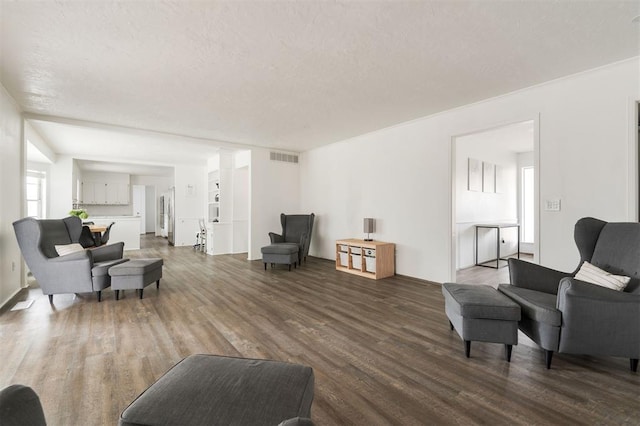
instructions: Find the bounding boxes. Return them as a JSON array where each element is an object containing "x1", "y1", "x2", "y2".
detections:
[
  {"x1": 521, "y1": 167, "x2": 534, "y2": 243},
  {"x1": 26, "y1": 170, "x2": 46, "y2": 218}
]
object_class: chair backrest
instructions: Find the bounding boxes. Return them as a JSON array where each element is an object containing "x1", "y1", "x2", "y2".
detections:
[
  {"x1": 79, "y1": 226, "x2": 97, "y2": 248},
  {"x1": 590, "y1": 222, "x2": 640, "y2": 294},
  {"x1": 62, "y1": 216, "x2": 83, "y2": 244},
  {"x1": 100, "y1": 222, "x2": 115, "y2": 245},
  {"x1": 281, "y1": 213, "x2": 315, "y2": 258},
  {"x1": 13, "y1": 217, "x2": 76, "y2": 286}
]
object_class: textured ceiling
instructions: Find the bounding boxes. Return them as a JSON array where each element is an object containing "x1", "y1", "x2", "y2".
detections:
[{"x1": 2, "y1": 1, "x2": 639, "y2": 156}]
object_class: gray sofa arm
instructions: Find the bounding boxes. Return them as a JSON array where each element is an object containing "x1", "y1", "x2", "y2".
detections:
[
  {"x1": 269, "y1": 232, "x2": 284, "y2": 243},
  {"x1": 37, "y1": 253, "x2": 94, "y2": 295},
  {"x1": 91, "y1": 241, "x2": 124, "y2": 262},
  {"x1": 556, "y1": 278, "x2": 640, "y2": 357},
  {"x1": 508, "y1": 258, "x2": 571, "y2": 294}
]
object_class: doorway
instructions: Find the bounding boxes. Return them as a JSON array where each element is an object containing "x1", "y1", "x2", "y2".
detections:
[{"x1": 451, "y1": 119, "x2": 539, "y2": 283}]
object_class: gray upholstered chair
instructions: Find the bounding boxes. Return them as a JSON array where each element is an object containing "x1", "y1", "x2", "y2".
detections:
[
  {"x1": 498, "y1": 217, "x2": 640, "y2": 371},
  {"x1": 0, "y1": 385, "x2": 47, "y2": 426},
  {"x1": 13, "y1": 216, "x2": 128, "y2": 303},
  {"x1": 269, "y1": 213, "x2": 315, "y2": 264}
]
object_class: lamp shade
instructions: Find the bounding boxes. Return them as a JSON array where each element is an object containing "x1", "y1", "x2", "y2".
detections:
[{"x1": 363, "y1": 218, "x2": 375, "y2": 233}]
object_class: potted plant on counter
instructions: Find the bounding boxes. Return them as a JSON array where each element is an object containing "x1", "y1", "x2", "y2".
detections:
[{"x1": 69, "y1": 209, "x2": 89, "y2": 220}]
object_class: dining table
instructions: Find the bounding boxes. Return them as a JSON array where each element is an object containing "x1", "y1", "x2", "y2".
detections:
[{"x1": 87, "y1": 224, "x2": 107, "y2": 245}]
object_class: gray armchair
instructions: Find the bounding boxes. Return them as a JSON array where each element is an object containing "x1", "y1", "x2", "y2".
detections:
[
  {"x1": 269, "y1": 213, "x2": 315, "y2": 264},
  {"x1": 498, "y1": 217, "x2": 640, "y2": 371},
  {"x1": 13, "y1": 216, "x2": 128, "y2": 303}
]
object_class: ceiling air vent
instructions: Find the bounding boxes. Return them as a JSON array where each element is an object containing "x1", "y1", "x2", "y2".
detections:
[{"x1": 270, "y1": 151, "x2": 299, "y2": 164}]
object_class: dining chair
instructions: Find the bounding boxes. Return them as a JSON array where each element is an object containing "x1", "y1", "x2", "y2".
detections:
[{"x1": 100, "y1": 222, "x2": 115, "y2": 246}]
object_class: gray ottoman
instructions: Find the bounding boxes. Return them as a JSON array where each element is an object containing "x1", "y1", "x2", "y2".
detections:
[
  {"x1": 261, "y1": 243, "x2": 299, "y2": 271},
  {"x1": 109, "y1": 258, "x2": 163, "y2": 300},
  {"x1": 442, "y1": 283, "x2": 521, "y2": 361},
  {"x1": 119, "y1": 354, "x2": 315, "y2": 426}
]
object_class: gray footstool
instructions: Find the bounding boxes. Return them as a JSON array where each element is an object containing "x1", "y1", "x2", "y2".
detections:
[
  {"x1": 109, "y1": 258, "x2": 163, "y2": 300},
  {"x1": 442, "y1": 283, "x2": 521, "y2": 361},
  {"x1": 261, "y1": 243, "x2": 299, "y2": 271},
  {"x1": 119, "y1": 354, "x2": 315, "y2": 426}
]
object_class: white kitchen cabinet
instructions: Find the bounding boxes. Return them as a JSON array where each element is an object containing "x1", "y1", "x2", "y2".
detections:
[{"x1": 81, "y1": 181, "x2": 129, "y2": 205}]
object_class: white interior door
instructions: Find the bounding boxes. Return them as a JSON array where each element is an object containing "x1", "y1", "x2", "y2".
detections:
[{"x1": 132, "y1": 184, "x2": 146, "y2": 234}]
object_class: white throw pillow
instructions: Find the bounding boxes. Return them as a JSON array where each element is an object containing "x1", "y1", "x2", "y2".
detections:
[
  {"x1": 55, "y1": 243, "x2": 85, "y2": 257},
  {"x1": 574, "y1": 261, "x2": 630, "y2": 291}
]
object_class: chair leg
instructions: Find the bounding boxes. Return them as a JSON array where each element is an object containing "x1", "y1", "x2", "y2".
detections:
[
  {"x1": 288, "y1": 264, "x2": 292, "y2": 271},
  {"x1": 264, "y1": 263, "x2": 267, "y2": 270},
  {"x1": 545, "y1": 350, "x2": 553, "y2": 369},
  {"x1": 97, "y1": 291, "x2": 102, "y2": 302},
  {"x1": 449, "y1": 321, "x2": 454, "y2": 331},
  {"x1": 631, "y1": 359, "x2": 638, "y2": 372},
  {"x1": 115, "y1": 290, "x2": 120, "y2": 300},
  {"x1": 139, "y1": 289, "x2": 144, "y2": 300},
  {"x1": 156, "y1": 280, "x2": 160, "y2": 289},
  {"x1": 505, "y1": 344, "x2": 513, "y2": 362},
  {"x1": 48, "y1": 294, "x2": 53, "y2": 304},
  {"x1": 464, "y1": 340, "x2": 471, "y2": 358}
]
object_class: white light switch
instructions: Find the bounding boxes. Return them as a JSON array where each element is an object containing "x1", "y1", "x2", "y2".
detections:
[{"x1": 545, "y1": 199, "x2": 561, "y2": 211}]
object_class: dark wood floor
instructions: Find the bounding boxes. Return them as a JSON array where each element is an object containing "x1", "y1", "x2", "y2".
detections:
[{"x1": 1, "y1": 237, "x2": 638, "y2": 425}]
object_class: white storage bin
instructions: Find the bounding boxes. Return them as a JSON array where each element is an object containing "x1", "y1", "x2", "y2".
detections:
[
  {"x1": 339, "y1": 245, "x2": 349, "y2": 252},
  {"x1": 351, "y1": 247, "x2": 362, "y2": 255},
  {"x1": 365, "y1": 256, "x2": 376, "y2": 273},
  {"x1": 364, "y1": 248, "x2": 376, "y2": 257},
  {"x1": 339, "y1": 252, "x2": 349, "y2": 267},
  {"x1": 351, "y1": 254, "x2": 362, "y2": 269}
]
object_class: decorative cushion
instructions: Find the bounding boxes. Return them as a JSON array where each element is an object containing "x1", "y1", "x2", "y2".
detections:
[
  {"x1": 575, "y1": 261, "x2": 630, "y2": 291},
  {"x1": 54, "y1": 243, "x2": 84, "y2": 257}
]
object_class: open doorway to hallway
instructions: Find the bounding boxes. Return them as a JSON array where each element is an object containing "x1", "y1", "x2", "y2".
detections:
[{"x1": 452, "y1": 120, "x2": 537, "y2": 286}]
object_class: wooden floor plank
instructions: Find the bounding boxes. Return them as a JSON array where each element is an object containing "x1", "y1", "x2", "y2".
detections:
[{"x1": 0, "y1": 236, "x2": 637, "y2": 425}]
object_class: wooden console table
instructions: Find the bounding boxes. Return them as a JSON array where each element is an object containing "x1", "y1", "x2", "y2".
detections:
[
  {"x1": 475, "y1": 223, "x2": 520, "y2": 269},
  {"x1": 335, "y1": 239, "x2": 395, "y2": 280}
]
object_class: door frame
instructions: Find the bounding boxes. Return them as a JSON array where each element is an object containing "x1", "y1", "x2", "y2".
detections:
[{"x1": 449, "y1": 115, "x2": 541, "y2": 281}]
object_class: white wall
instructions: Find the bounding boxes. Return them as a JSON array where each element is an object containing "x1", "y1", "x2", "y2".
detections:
[
  {"x1": 455, "y1": 134, "x2": 519, "y2": 269},
  {"x1": 233, "y1": 164, "x2": 249, "y2": 253},
  {"x1": 48, "y1": 155, "x2": 74, "y2": 218},
  {"x1": 174, "y1": 164, "x2": 207, "y2": 246},
  {"x1": 301, "y1": 58, "x2": 640, "y2": 283},
  {"x1": 0, "y1": 85, "x2": 24, "y2": 307},
  {"x1": 249, "y1": 147, "x2": 301, "y2": 260}
]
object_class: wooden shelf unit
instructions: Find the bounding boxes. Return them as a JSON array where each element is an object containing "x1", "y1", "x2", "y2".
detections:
[{"x1": 335, "y1": 239, "x2": 395, "y2": 280}]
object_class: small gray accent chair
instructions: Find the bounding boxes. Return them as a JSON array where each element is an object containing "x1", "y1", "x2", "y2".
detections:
[
  {"x1": 268, "y1": 213, "x2": 315, "y2": 265},
  {"x1": 13, "y1": 216, "x2": 127, "y2": 303},
  {"x1": 498, "y1": 217, "x2": 640, "y2": 371}
]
